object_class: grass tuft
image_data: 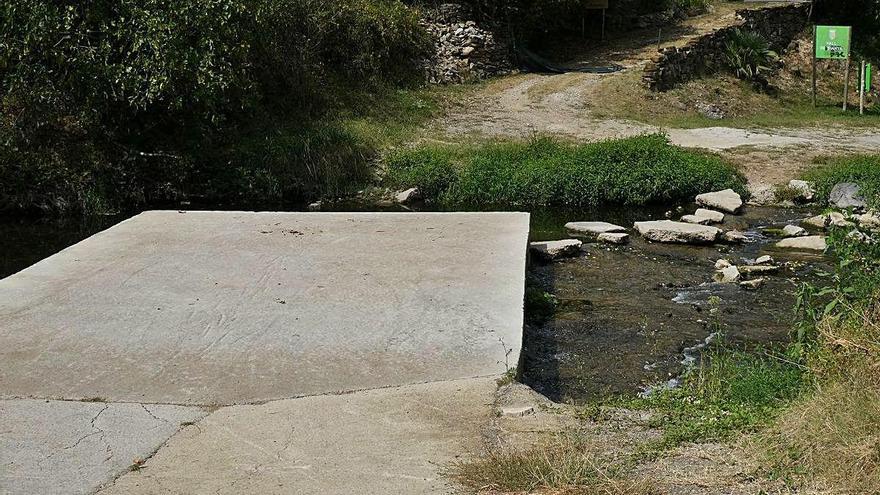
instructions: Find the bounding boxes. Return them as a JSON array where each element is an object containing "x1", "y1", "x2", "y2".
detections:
[{"x1": 453, "y1": 434, "x2": 657, "y2": 494}]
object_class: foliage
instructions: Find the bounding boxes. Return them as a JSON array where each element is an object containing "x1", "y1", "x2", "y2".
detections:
[
  {"x1": 385, "y1": 134, "x2": 746, "y2": 208},
  {"x1": 623, "y1": 347, "x2": 805, "y2": 453},
  {"x1": 723, "y1": 29, "x2": 778, "y2": 81},
  {"x1": 803, "y1": 154, "x2": 880, "y2": 209},
  {"x1": 760, "y1": 231, "x2": 880, "y2": 492},
  {"x1": 0, "y1": 0, "x2": 430, "y2": 215}
]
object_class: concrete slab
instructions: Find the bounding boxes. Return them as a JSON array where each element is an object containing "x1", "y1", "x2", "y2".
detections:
[
  {"x1": 98, "y1": 377, "x2": 496, "y2": 495},
  {"x1": 0, "y1": 211, "x2": 529, "y2": 405},
  {"x1": 0, "y1": 399, "x2": 205, "y2": 495}
]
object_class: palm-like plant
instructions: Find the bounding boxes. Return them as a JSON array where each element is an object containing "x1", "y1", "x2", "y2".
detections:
[{"x1": 723, "y1": 29, "x2": 779, "y2": 81}]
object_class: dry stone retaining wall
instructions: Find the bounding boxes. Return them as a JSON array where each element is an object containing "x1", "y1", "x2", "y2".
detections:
[
  {"x1": 643, "y1": 4, "x2": 810, "y2": 91},
  {"x1": 420, "y1": 3, "x2": 515, "y2": 84}
]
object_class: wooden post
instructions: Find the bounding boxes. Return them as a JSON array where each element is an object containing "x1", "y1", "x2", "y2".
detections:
[
  {"x1": 601, "y1": 8, "x2": 606, "y2": 42},
  {"x1": 843, "y1": 57, "x2": 850, "y2": 111},
  {"x1": 812, "y1": 25, "x2": 817, "y2": 107},
  {"x1": 861, "y1": 60, "x2": 867, "y2": 115}
]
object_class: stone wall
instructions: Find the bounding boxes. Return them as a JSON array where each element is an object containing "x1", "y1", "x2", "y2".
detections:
[
  {"x1": 642, "y1": 4, "x2": 810, "y2": 92},
  {"x1": 420, "y1": 3, "x2": 515, "y2": 84}
]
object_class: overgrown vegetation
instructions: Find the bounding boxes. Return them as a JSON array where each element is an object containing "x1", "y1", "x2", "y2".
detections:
[
  {"x1": 755, "y1": 228, "x2": 880, "y2": 492},
  {"x1": 624, "y1": 347, "x2": 805, "y2": 455},
  {"x1": 386, "y1": 134, "x2": 746, "y2": 208},
  {"x1": 803, "y1": 154, "x2": 880, "y2": 209},
  {"x1": 0, "y1": 0, "x2": 431, "y2": 215}
]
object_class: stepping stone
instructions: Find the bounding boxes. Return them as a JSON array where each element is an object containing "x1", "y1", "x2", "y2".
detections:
[
  {"x1": 597, "y1": 232, "x2": 629, "y2": 245},
  {"x1": 722, "y1": 230, "x2": 748, "y2": 243},
  {"x1": 754, "y1": 255, "x2": 774, "y2": 265},
  {"x1": 681, "y1": 208, "x2": 725, "y2": 225},
  {"x1": 565, "y1": 221, "x2": 627, "y2": 236},
  {"x1": 696, "y1": 189, "x2": 743, "y2": 214},
  {"x1": 740, "y1": 278, "x2": 766, "y2": 290},
  {"x1": 776, "y1": 236, "x2": 827, "y2": 252},
  {"x1": 713, "y1": 265, "x2": 741, "y2": 283},
  {"x1": 529, "y1": 239, "x2": 582, "y2": 260},
  {"x1": 633, "y1": 221, "x2": 721, "y2": 244},
  {"x1": 782, "y1": 225, "x2": 808, "y2": 237},
  {"x1": 802, "y1": 214, "x2": 829, "y2": 229}
]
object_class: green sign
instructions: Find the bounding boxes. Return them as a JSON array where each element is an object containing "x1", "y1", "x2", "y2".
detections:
[
  {"x1": 867, "y1": 64, "x2": 873, "y2": 92},
  {"x1": 815, "y1": 26, "x2": 852, "y2": 59}
]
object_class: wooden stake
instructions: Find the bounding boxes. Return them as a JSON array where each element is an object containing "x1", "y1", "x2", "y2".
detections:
[
  {"x1": 844, "y1": 57, "x2": 850, "y2": 111},
  {"x1": 812, "y1": 25, "x2": 817, "y2": 107},
  {"x1": 601, "y1": 8, "x2": 606, "y2": 42}
]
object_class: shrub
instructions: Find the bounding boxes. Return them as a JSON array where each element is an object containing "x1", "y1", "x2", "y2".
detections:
[
  {"x1": 385, "y1": 134, "x2": 746, "y2": 208},
  {"x1": 0, "y1": 0, "x2": 430, "y2": 214},
  {"x1": 803, "y1": 155, "x2": 880, "y2": 209},
  {"x1": 724, "y1": 29, "x2": 778, "y2": 81}
]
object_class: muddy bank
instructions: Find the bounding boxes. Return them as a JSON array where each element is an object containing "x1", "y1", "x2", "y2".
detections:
[{"x1": 523, "y1": 205, "x2": 828, "y2": 403}]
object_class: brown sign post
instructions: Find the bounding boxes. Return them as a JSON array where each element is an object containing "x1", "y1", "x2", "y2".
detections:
[{"x1": 583, "y1": 0, "x2": 609, "y2": 42}]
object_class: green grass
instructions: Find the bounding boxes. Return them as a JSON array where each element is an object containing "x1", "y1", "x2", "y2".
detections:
[
  {"x1": 385, "y1": 134, "x2": 746, "y2": 208},
  {"x1": 620, "y1": 347, "x2": 805, "y2": 455},
  {"x1": 802, "y1": 154, "x2": 880, "y2": 209}
]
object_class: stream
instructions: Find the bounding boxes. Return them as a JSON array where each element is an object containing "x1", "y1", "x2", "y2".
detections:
[{"x1": 0, "y1": 204, "x2": 828, "y2": 404}]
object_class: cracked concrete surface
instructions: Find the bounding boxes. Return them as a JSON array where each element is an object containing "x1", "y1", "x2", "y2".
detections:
[
  {"x1": 99, "y1": 377, "x2": 497, "y2": 495},
  {"x1": 0, "y1": 212, "x2": 529, "y2": 494},
  {"x1": 0, "y1": 399, "x2": 206, "y2": 495},
  {"x1": 0, "y1": 211, "x2": 528, "y2": 406}
]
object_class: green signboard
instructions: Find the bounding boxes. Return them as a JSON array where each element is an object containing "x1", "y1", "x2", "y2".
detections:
[
  {"x1": 815, "y1": 26, "x2": 852, "y2": 59},
  {"x1": 867, "y1": 64, "x2": 873, "y2": 92}
]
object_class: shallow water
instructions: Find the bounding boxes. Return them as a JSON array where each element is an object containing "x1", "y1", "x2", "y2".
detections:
[{"x1": 521, "y1": 205, "x2": 829, "y2": 403}]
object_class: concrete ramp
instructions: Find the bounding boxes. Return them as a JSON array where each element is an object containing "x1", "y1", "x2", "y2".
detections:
[{"x1": 0, "y1": 211, "x2": 529, "y2": 406}]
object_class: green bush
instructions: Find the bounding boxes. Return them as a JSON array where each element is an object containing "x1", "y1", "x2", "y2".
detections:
[
  {"x1": 386, "y1": 134, "x2": 746, "y2": 208},
  {"x1": 803, "y1": 155, "x2": 880, "y2": 209},
  {"x1": 0, "y1": 0, "x2": 429, "y2": 214}
]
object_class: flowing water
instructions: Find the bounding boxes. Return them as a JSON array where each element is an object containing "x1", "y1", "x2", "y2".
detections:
[
  {"x1": 0, "y1": 204, "x2": 828, "y2": 404},
  {"x1": 523, "y1": 205, "x2": 828, "y2": 403}
]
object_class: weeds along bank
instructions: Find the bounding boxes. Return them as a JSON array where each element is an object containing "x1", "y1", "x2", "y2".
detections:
[
  {"x1": 0, "y1": 0, "x2": 430, "y2": 215},
  {"x1": 385, "y1": 134, "x2": 746, "y2": 207}
]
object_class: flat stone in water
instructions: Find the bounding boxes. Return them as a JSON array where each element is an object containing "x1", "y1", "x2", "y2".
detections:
[
  {"x1": 597, "y1": 232, "x2": 629, "y2": 245},
  {"x1": 530, "y1": 239, "x2": 582, "y2": 260},
  {"x1": 782, "y1": 225, "x2": 808, "y2": 238},
  {"x1": 696, "y1": 189, "x2": 743, "y2": 214},
  {"x1": 776, "y1": 235, "x2": 827, "y2": 252},
  {"x1": 565, "y1": 221, "x2": 627, "y2": 235},
  {"x1": 681, "y1": 208, "x2": 725, "y2": 225},
  {"x1": 634, "y1": 220, "x2": 721, "y2": 244}
]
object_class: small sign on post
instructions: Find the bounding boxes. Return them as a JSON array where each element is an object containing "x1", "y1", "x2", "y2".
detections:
[
  {"x1": 583, "y1": 0, "x2": 609, "y2": 42},
  {"x1": 812, "y1": 26, "x2": 853, "y2": 110},
  {"x1": 815, "y1": 26, "x2": 852, "y2": 60}
]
